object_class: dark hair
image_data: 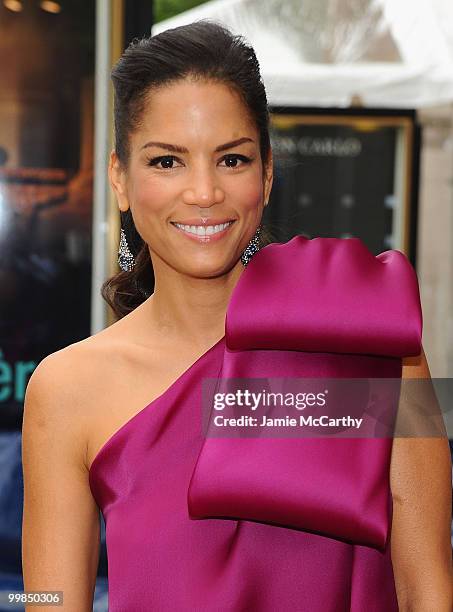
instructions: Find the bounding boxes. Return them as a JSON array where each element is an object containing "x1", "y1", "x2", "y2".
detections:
[{"x1": 101, "y1": 20, "x2": 273, "y2": 319}]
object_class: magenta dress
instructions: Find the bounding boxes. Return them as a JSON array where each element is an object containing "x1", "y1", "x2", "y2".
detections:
[{"x1": 89, "y1": 236, "x2": 422, "y2": 611}]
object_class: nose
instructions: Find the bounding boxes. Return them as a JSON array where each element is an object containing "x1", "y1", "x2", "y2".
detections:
[{"x1": 182, "y1": 162, "x2": 225, "y2": 208}]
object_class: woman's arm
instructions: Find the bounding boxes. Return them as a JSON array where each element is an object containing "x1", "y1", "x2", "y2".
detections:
[
  {"x1": 22, "y1": 350, "x2": 100, "y2": 611},
  {"x1": 390, "y1": 346, "x2": 453, "y2": 610}
]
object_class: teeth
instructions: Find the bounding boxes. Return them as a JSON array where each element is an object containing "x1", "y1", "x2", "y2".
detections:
[{"x1": 174, "y1": 221, "x2": 232, "y2": 236}]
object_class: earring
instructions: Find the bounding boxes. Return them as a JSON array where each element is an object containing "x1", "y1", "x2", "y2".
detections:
[
  {"x1": 241, "y1": 224, "x2": 262, "y2": 267},
  {"x1": 118, "y1": 226, "x2": 135, "y2": 271}
]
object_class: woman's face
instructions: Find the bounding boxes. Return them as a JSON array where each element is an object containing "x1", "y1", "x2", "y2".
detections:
[{"x1": 109, "y1": 78, "x2": 273, "y2": 279}]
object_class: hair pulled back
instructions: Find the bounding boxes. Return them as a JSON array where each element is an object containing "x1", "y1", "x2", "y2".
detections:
[{"x1": 101, "y1": 20, "x2": 272, "y2": 319}]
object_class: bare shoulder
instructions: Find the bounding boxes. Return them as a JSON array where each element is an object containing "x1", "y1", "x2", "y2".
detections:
[
  {"x1": 26, "y1": 327, "x2": 120, "y2": 416},
  {"x1": 23, "y1": 316, "x2": 138, "y2": 470},
  {"x1": 23, "y1": 304, "x2": 179, "y2": 473}
]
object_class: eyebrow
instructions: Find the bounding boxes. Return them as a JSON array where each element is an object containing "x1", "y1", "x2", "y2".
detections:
[{"x1": 141, "y1": 137, "x2": 254, "y2": 154}]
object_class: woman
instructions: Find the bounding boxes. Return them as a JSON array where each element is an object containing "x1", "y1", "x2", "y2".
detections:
[{"x1": 22, "y1": 21, "x2": 452, "y2": 611}]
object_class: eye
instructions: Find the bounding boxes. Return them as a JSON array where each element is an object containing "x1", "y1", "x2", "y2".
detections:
[
  {"x1": 220, "y1": 154, "x2": 253, "y2": 168},
  {"x1": 146, "y1": 155, "x2": 182, "y2": 170},
  {"x1": 146, "y1": 153, "x2": 253, "y2": 170}
]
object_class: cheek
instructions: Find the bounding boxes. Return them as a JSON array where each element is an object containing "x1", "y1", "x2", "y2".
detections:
[
  {"x1": 233, "y1": 171, "x2": 264, "y2": 212},
  {"x1": 130, "y1": 176, "x2": 171, "y2": 221},
  {"x1": 125, "y1": 182, "x2": 169, "y2": 247},
  {"x1": 225, "y1": 165, "x2": 264, "y2": 212}
]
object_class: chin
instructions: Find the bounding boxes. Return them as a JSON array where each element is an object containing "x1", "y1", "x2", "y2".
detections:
[{"x1": 182, "y1": 256, "x2": 239, "y2": 279}]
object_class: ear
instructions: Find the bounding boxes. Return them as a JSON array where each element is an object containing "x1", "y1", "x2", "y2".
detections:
[
  {"x1": 263, "y1": 147, "x2": 273, "y2": 207},
  {"x1": 108, "y1": 150, "x2": 130, "y2": 212}
]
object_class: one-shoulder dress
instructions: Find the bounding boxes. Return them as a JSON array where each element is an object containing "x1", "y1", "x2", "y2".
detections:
[{"x1": 89, "y1": 236, "x2": 423, "y2": 611}]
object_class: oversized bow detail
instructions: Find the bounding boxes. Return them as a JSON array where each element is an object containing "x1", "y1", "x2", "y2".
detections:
[{"x1": 188, "y1": 236, "x2": 423, "y2": 552}]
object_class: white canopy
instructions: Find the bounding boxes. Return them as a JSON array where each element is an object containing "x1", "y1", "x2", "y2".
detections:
[{"x1": 152, "y1": 0, "x2": 453, "y2": 108}]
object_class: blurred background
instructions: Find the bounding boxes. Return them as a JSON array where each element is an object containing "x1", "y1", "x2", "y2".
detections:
[{"x1": 0, "y1": 0, "x2": 452, "y2": 609}]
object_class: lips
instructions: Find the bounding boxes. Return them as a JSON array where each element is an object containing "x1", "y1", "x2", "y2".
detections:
[
  {"x1": 172, "y1": 221, "x2": 234, "y2": 237},
  {"x1": 171, "y1": 217, "x2": 235, "y2": 225},
  {"x1": 170, "y1": 220, "x2": 235, "y2": 242}
]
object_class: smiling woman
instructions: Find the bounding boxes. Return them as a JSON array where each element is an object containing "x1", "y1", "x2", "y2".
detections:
[
  {"x1": 101, "y1": 23, "x2": 273, "y2": 318},
  {"x1": 21, "y1": 19, "x2": 452, "y2": 612},
  {"x1": 109, "y1": 73, "x2": 272, "y2": 290}
]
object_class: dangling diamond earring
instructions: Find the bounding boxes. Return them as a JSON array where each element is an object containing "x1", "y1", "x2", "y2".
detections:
[
  {"x1": 241, "y1": 224, "x2": 262, "y2": 267},
  {"x1": 118, "y1": 226, "x2": 135, "y2": 271}
]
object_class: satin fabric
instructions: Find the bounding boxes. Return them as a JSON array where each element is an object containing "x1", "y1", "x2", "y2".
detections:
[
  {"x1": 188, "y1": 236, "x2": 423, "y2": 556},
  {"x1": 89, "y1": 236, "x2": 422, "y2": 611},
  {"x1": 226, "y1": 236, "x2": 422, "y2": 357}
]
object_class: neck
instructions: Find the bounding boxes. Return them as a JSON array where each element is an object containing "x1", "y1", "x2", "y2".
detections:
[{"x1": 146, "y1": 255, "x2": 245, "y2": 353}]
